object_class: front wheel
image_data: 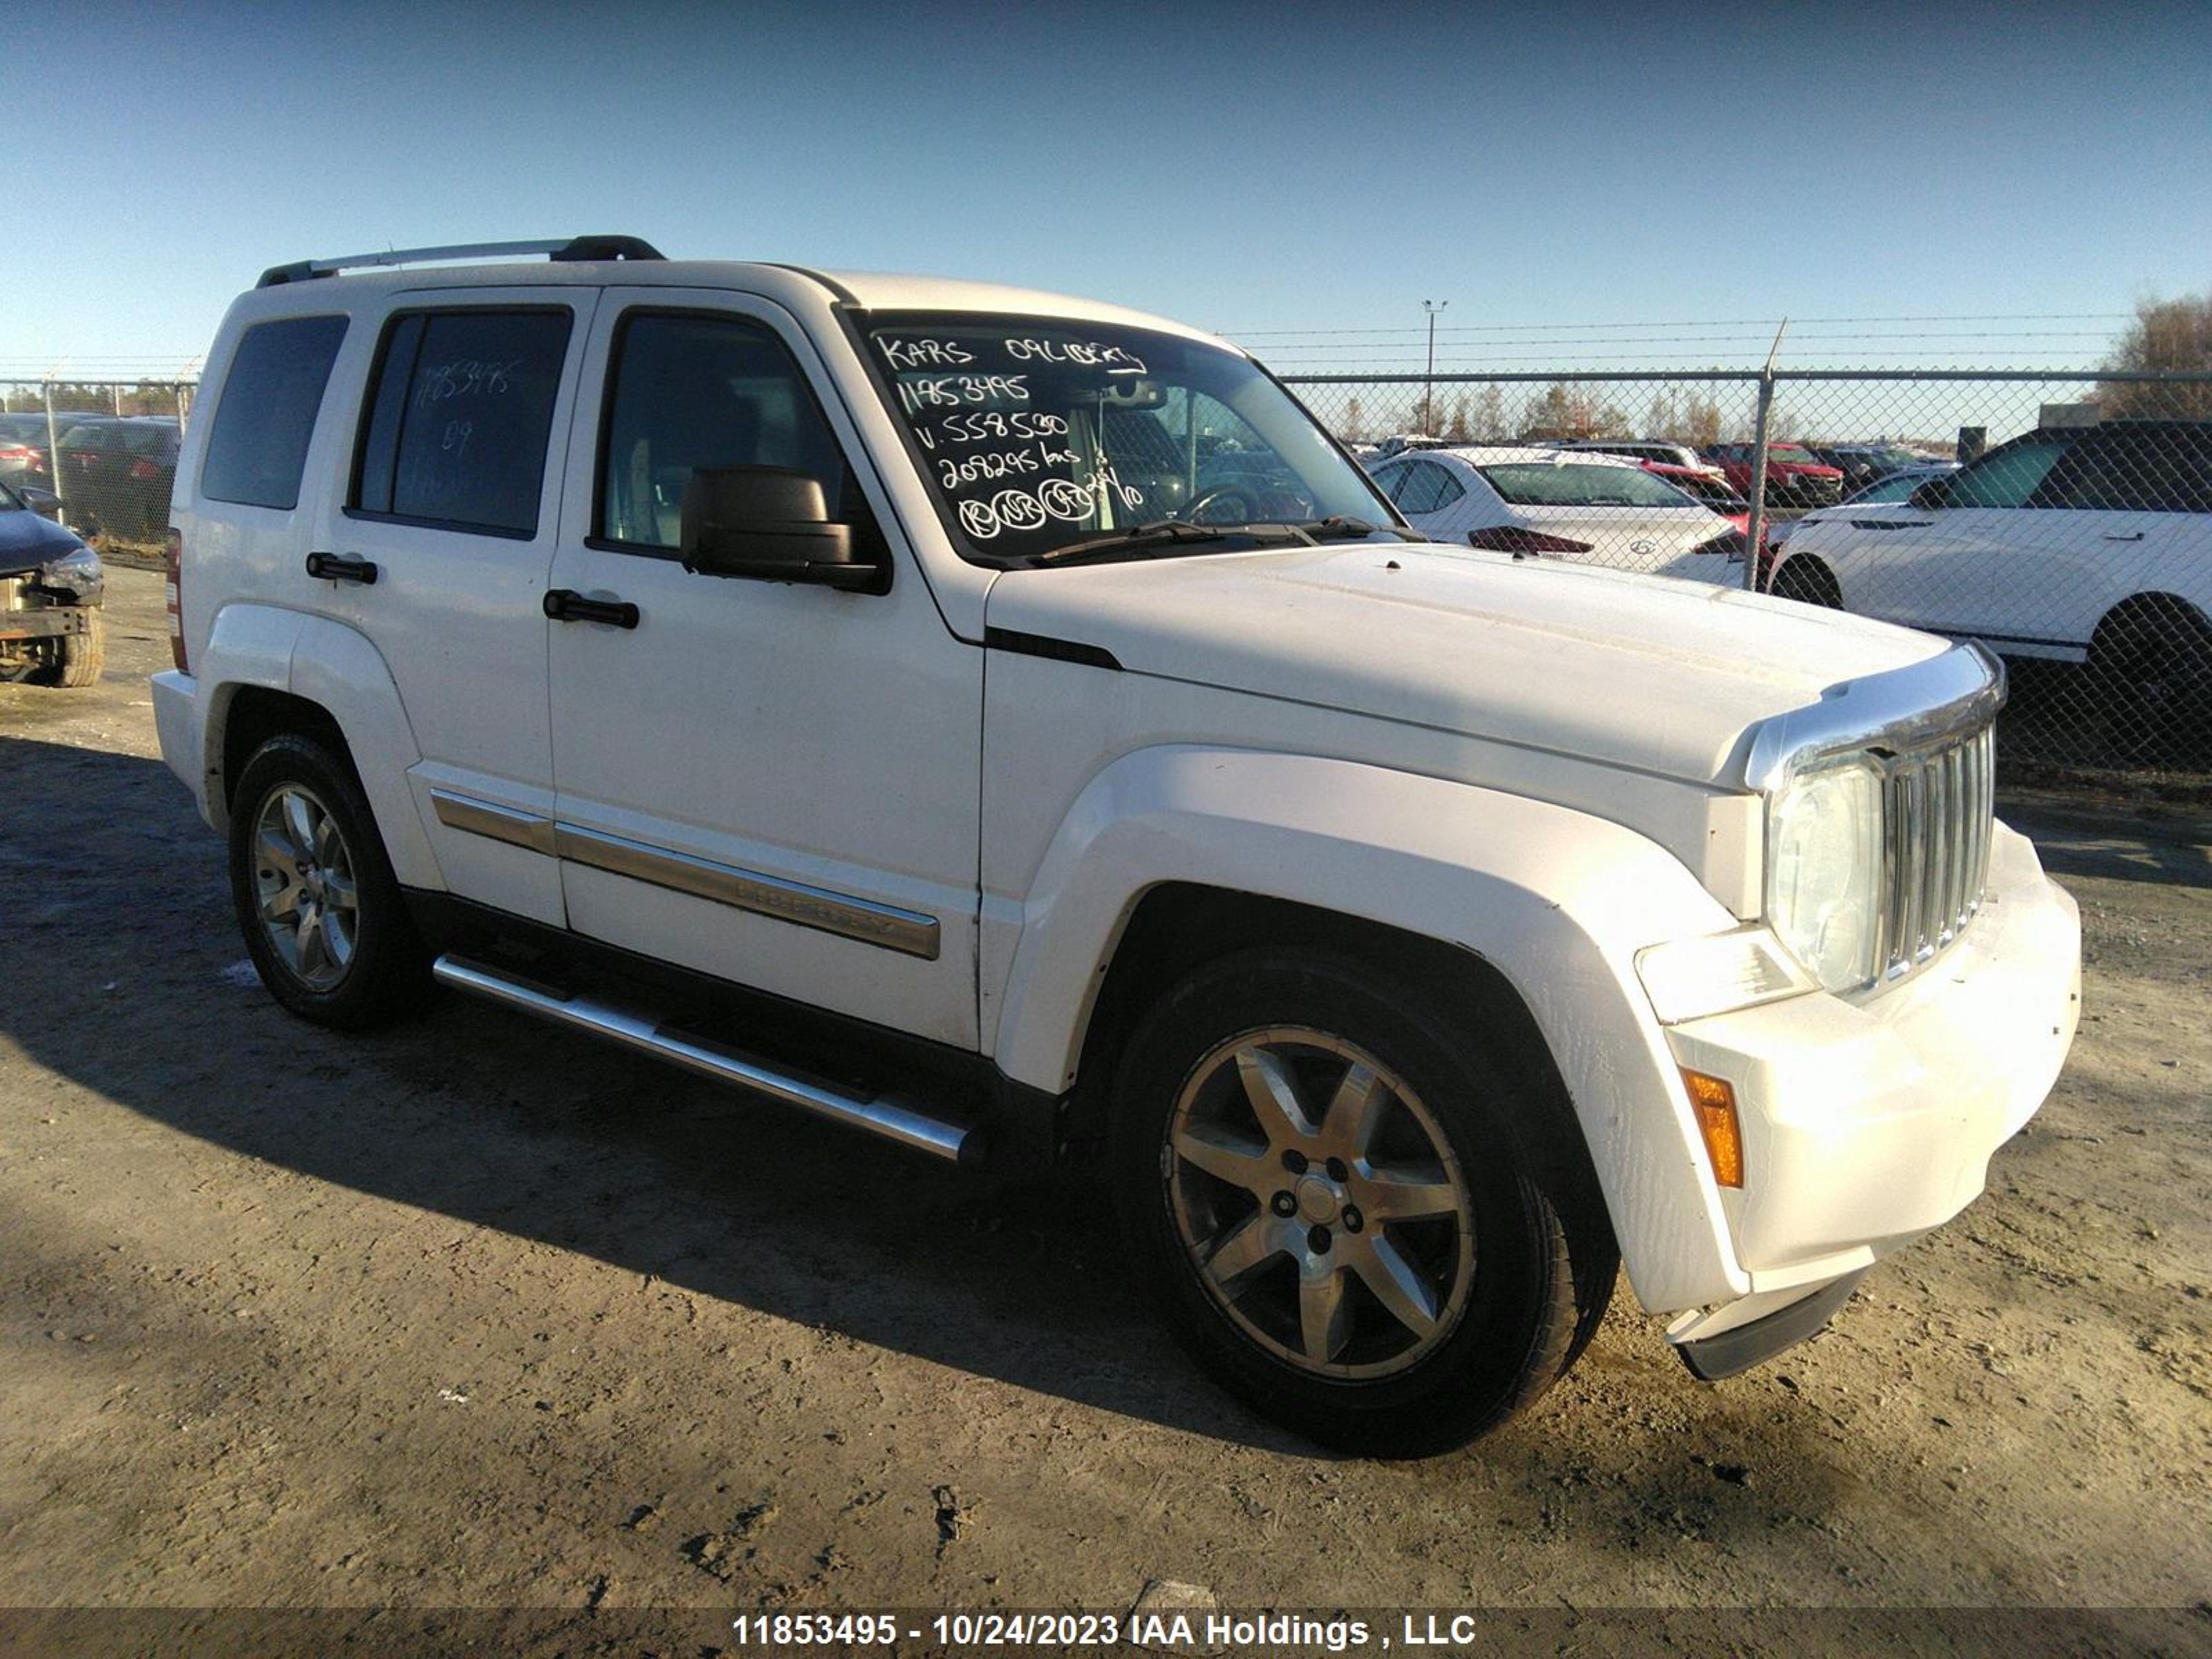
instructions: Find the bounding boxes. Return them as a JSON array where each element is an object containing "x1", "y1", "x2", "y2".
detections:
[
  {"x1": 228, "y1": 733, "x2": 429, "y2": 1029},
  {"x1": 50, "y1": 609, "x2": 105, "y2": 687},
  {"x1": 1770, "y1": 556, "x2": 1841, "y2": 608},
  {"x1": 1111, "y1": 949, "x2": 1613, "y2": 1456}
]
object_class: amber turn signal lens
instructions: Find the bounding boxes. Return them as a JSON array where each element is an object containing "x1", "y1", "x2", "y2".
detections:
[{"x1": 1680, "y1": 1069, "x2": 1744, "y2": 1189}]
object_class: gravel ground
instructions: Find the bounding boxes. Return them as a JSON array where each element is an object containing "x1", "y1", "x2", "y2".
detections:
[{"x1": 2, "y1": 567, "x2": 2206, "y2": 1653}]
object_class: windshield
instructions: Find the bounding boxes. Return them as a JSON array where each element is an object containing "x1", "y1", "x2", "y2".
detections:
[
  {"x1": 1768, "y1": 444, "x2": 1821, "y2": 466},
  {"x1": 1845, "y1": 470, "x2": 1927, "y2": 504},
  {"x1": 1671, "y1": 473, "x2": 1749, "y2": 509},
  {"x1": 1477, "y1": 462, "x2": 1701, "y2": 509},
  {"x1": 863, "y1": 313, "x2": 1396, "y2": 563},
  {"x1": 0, "y1": 480, "x2": 23, "y2": 511}
]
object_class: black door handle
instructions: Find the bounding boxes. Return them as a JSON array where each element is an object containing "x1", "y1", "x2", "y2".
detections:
[
  {"x1": 305, "y1": 551, "x2": 378, "y2": 585},
  {"x1": 543, "y1": 588, "x2": 640, "y2": 629}
]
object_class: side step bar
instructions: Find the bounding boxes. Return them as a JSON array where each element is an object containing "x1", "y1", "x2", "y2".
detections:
[{"x1": 432, "y1": 954, "x2": 977, "y2": 1165}]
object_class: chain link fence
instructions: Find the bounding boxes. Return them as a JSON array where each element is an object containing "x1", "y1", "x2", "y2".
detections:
[
  {"x1": 1282, "y1": 368, "x2": 2212, "y2": 775},
  {"x1": 6, "y1": 359, "x2": 2209, "y2": 774},
  {"x1": 1, "y1": 377, "x2": 196, "y2": 550}
]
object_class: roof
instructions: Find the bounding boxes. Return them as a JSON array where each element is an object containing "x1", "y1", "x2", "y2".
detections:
[
  {"x1": 1417, "y1": 444, "x2": 1644, "y2": 468},
  {"x1": 236, "y1": 239, "x2": 1226, "y2": 349}
]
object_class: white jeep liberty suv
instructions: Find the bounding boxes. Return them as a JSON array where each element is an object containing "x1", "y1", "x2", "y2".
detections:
[{"x1": 152, "y1": 236, "x2": 2081, "y2": 1454}]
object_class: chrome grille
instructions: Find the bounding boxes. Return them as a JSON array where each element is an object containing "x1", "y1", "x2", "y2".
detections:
[{"x1": 1880, "y1": 722, "x2": 1995, "y2": 982}]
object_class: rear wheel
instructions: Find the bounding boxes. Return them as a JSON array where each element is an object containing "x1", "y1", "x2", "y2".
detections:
[
  {"x1": 1112, "y1": 948, "x2": 1613, "y2": 1456},
  {"x1": 228, "y1": 733, "x2": 429, "y2": 1029}
]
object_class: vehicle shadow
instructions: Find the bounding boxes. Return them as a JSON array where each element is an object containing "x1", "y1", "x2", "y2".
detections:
[
  {"x1": 0, "y1": 731, "x2": 1864, "y2": 1508},
  {"x1": 2000, "y1": 803, "x2": 2212, "y2": 890}
]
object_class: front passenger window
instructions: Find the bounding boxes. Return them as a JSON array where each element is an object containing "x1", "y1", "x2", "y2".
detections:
[{"x1": 597, "y1": 312, "x2": 877, "y2": 552}]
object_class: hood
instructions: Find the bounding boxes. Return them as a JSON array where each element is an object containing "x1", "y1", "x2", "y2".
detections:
[
  {"x1": 0, "y1": 505, "x2": 87, "y2": 579},
  {"x1": 984, "y1": 540, "x2": 1948, "y2": 786}
]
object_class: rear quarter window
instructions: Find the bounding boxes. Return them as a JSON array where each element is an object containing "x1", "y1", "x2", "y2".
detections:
[{"x1": 200, "y1": 315, "x2": 350, "y2": 510}]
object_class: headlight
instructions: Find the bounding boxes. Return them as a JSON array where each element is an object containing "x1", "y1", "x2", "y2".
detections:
[
  {"x1": 1765, "y1": 758, "x2": 1883, "y2": 993},
  {"x1": 41, "y1": 545, "x2": 101, "y2": 582}
]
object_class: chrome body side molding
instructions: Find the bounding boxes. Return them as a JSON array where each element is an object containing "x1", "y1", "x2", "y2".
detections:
[
  {"x1": 430, "y1": 787, "x2": 559, "y2": 856},
  {"x1": 427, "y1": 790, "x2": 941, "y2": 959}
]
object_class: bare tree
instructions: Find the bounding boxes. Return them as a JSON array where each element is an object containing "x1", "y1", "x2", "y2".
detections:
[
  {"x1": 1678, "y1": 394, "x2": 1723, "y2": 449},
  {"x1": 2099, "y1": 292, "x2": 2212, "y2": 420},
  {"x1": 1469, "y1": 384, "x2": 1507, "y2": 441}
]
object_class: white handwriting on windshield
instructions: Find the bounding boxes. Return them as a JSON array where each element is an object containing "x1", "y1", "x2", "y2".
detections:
[
  {"x1": 1002, "y1": 337, "x2": 1149, "y2": 374},
  {"x1": 953, "y1": 468, "x2": 1143, "y2": 541},
  {"x1": 897, "y1": 374, "x2": 1030, "y2": 413},
  {"x1": 877, "y1": 336, "x2": 975, "y2": 370}
]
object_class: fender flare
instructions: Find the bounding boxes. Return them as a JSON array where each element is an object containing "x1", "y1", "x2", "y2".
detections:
[
  {"x1": 985, "y1": 745, "x2": 1754, "y2": 1312},
  {"x1": 198, "y1": 603, "x2": 442, "y2": 890}
]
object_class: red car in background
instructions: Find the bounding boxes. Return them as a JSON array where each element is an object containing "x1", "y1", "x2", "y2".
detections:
[
  {"x1": 1702, "y1": 441, "x2": 1844, "y2": 507},
  {"x1": 1641, "y1": 460, "x2": 1776, "y2": 584}
]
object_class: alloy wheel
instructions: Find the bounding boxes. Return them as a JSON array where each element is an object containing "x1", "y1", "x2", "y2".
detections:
[
  {"x1": 250, "y1": 783, "x2": 359, "y2": 991},
  {"x1": 1163, "y1": 1027, "x2": 1478, "y2": 1379}
]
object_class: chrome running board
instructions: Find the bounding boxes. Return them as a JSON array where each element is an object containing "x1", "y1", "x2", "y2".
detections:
[{"x1": 432, "y1": 954, "x2": 975, "y2": 1165}]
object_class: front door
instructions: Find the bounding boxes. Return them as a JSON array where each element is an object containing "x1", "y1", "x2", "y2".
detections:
[{"x1": 543, "y1": 292, "x2": 982, "y2": 1048}]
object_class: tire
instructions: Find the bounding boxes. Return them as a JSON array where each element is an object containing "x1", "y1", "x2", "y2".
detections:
[
  {"x1": 49, "y1": 609, "x2": 104, "y2": 687},
  {"x1": 1110, "y1": 948, "x2": 1615, "y2": 1457},
  {"x1": 2090, "y1": 599, "x2": 2212, "y2": 765},
  {"x1": 1770, "y1": 556, "x2": 1841, "y2": 609},
  {"x1": 227, "y1": 732, "x2": 430, "y2": 1029}
]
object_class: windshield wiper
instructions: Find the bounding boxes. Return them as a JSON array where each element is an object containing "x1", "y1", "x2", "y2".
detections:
[
  {"x1": 1293, "y1": 516, "x2": 1415, "y2": 542},
  {"x1": 1031, "y1": 519, "x2": 1314, "y2": 568}
]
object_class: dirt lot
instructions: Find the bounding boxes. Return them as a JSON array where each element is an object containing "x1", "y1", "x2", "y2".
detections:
[{"x1": 2, "y1": 568, "x2": 2207, "y2": 1652}]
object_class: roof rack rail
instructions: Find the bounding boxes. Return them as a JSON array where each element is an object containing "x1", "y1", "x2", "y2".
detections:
[{"x1": 258, "y1": 235, "x2": 665, "y2": 288}]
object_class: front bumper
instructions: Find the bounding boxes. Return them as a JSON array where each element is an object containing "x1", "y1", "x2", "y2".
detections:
[{"x1": 1658, "y1": 821, "x2": 2080, "y2": 1357}]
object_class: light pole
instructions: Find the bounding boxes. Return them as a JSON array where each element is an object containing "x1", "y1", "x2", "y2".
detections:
[{"x1": 1422, "y1": 300, "x2": 1448, "y2": 434}]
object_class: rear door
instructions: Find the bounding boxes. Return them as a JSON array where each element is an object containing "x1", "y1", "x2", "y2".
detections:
[{"x1": 326, "y1": 287, "x2": 597, "y2": 924}]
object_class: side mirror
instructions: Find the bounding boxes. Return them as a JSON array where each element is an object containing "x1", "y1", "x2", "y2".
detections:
[
  {"x1": 20, "y1": 485, "x2": 62, "y2": 520},
  {"x1": 679, "y1": 467, "x2": 885, "y2": 591},
  {"x1": 1906, "y1": 478, "x2": 1949, "y2": 511}
]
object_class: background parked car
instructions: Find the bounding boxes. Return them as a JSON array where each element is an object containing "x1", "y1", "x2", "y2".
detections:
[
  {"x1": 55, "y1": 416, "x2": 180, "y2": 541},
  {"x1": 1369, "y1": 445, "x2": 1743, "y2": 582},
  {"x1": 1770, "y1": 462, "x2": 1962, "y2": 550},
  {"x1": 0, "y1": 411, "x2": 105, "y2": 487},
  {"x1": 1766, "y1": 420, "x2": 2212, "y2": 747},
  {"x1": 1808, "y1": 442, "x2": 1927, "y2": 493},
  {"x1": 1704, "y1": 441, "x2": 1846, "y2": 507},
  {"x1": 1562, "y1": 438, "x2": 1727, "y2": 482}
]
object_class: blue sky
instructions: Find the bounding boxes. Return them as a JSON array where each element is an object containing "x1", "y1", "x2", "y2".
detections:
[{"x1": 8, "y1": 0, "x2": 2209, "y2": 377}]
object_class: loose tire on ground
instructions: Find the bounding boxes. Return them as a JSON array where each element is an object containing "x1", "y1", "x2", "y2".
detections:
[
  {"x1": 1110, "y1": 948, "x2": 1615, "y2": 1456},
  {"x1": 227, "y1": 732, "x2": 431, "y2": 1029}
]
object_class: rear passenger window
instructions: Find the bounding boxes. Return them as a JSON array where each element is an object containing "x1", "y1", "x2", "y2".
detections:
[
  {"x1": 200, "y1": 316, "x2": 349, "y2": 510},
  {"x1": 351, "y1": 309, "x2": 572, "y2": 536},
  {"x1": 1396, "y1": 460, "x2": 1461, "y2": 514},
  {"x1": 594, "y1": 311, "x2": 876, "y2": 552}
]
